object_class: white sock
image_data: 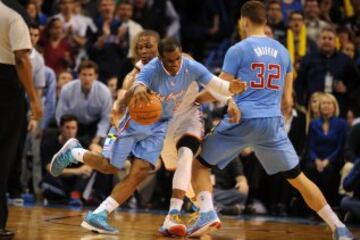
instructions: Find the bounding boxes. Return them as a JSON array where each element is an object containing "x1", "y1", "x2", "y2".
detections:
[
  {"x1": 71, "y1": 148, "x2": 87, "y2": 163},
  {"x1": 169, "y1": 198, "x2": 183, "y2": 213},
  {"x1": 93, "y1": 196, "x2": 119, "y2": 214},
  {"x1": 317, "y1": 204, "x2": 345, "y2": 231},
  {"x1": 197, "y1": 191, "x2": 214, "y2": 212},
  {"x1": 173, "y1": 147, "x2": 193, "y2": 191}
]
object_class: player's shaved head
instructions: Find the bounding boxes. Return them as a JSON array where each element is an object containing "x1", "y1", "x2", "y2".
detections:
[
  {"x1": 158, "y1": 37, "x2": 182, "y2": 58},
  {"x1": 241, "y1": 0, "x2": 267, "y2": 25}
]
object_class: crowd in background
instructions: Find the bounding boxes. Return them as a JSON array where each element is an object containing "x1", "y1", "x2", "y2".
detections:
[{"x1": 7, "y1": 0, "x2": 360, "y2": 224}]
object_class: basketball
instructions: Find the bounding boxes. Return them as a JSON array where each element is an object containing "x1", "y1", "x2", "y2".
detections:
[{"x1": 129, "y1": 94, "x2": 162, "y2": 125}]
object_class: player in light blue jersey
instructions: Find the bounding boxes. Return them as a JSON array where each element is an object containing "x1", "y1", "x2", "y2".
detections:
[
  {"x1": 188, "y1": 2, "x2": 354, "y2": 240},
  {"x1": 48, "y1": 37, "x2": 246, "y2": 235}
]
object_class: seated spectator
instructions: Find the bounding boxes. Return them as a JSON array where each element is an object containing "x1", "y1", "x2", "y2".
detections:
[
  {"x1": 267, "y1": 0, "x2": 286, "y2": 44},
  {"x1": 41, "y1": 17, "x2": 74, "y2": 75},
  {"x1": 287, "y1": 11, "x2": 317, "y2": 73},
  {"x1": 296, "y1": 27, "x2": 360, "y2": 117},
  {"x1": 56, "y1": 69, "x2": 73, "y2": 100},
  {"x1": 305, "y1": 93, "x2": 348, "y2": 206},
  {"x1": 304, "y1": 0, "x2": 329, "y2": 42},
  {"x1": 341, "y1": 107, "x2": 360, "y2": 223},
  {"x1": 306, "y1": 92, "x2": 324, "y2": 132},
  {"x1": 40, "y1": 115, "x2": 93, "y2": 206},
  {"x1": 27, "y1": 0, "x2": 48, "y2": 27},
  {"x1": 212, "y1": 157, "x2": 249, "y2": 216},
  {"x1": 55, "y1": 60, "x2": 112, "y2": 150},
  {"x1": 87, "y1": 0, "x2": 132, "y2": 82}
]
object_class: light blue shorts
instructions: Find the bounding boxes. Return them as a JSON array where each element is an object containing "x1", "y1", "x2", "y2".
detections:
[
  {"x1": 102, "y1": 117, "x2": 168, "y2": 169},
  {"x1": 200, "y1": 117, "x2": 299, "y2": 175}
]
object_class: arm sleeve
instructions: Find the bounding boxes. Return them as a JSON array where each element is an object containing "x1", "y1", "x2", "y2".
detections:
[
  {"x1": 96, "y1": 88, "x2": 112, "y2": 138},
  {"x1": 222, "y1": 46, "x2": 240, "y2": 76},
  {"x1": 9, "y1": 16, "x2": 32, "y2": 51}
]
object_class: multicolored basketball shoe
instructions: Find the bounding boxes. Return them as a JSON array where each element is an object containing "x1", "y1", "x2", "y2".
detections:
[
  {"x1": 332, "y1": 227, "x2": 354, "y2": 240},
  {"x1": 159, "y1": 209, "x2": 187, "y2": 237},
  {"x1": 49, "y1": 138, "x2": 82, "y2": 177},
  {"x1": 187, "y1": 210, "x2": 222, "y2": 237},
  {"x1": 81, "y1": 210, "x2": 119, "y2": 234}
]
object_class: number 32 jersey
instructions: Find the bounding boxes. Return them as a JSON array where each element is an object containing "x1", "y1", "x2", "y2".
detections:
[{"x1": 223, "y1": 36, "x2": 292, "y2": 119}]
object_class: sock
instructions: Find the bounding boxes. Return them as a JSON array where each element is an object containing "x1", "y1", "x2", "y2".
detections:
[
  {"x1": 173, "y1": 147, "x2": 193, "y2": 191},
  {"x1": 169, "y1": 198, "x2": 183, "y2": 213},
  {"x1": 93, "y1": 196, "x2": 119, "y2": 214},
  {"x1": 197, "y1": 191, "x2": 214, "y2": 212},
  {"x1": 71, "y1": 148, "x2": 87, "y2": 163},
  {"x1": 317, "y1": 204, "x2": 345, "y2": 231}
]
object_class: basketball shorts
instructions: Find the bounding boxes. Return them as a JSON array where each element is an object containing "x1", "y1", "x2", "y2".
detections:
[
  {"x1": 161, "y1": 105, "x2": 204, "y2": 170},
  {"x1": 102, "y1": 116, "x2": 168, "y2": 169},
  {"x1": 200, "y1": 116, "x2": 299, "y2": 175}
]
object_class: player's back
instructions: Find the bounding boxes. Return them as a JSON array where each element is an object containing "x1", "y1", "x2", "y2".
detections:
[{"x1": 225, "y1": 36, "x2": 292, "y2": 119}]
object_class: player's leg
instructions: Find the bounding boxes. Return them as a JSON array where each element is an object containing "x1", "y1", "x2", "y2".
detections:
[
  {"x1": 81, "y1": 158, "x2": 152, "y2": 234},
  {"x1": 160, "y1": 135, "x2": 200, "y2": 237},
  {"x1": 49, "y1": 129, "x2": 131, "y2": 176},
  {"x1": 285, "y1": 170, "x2": 353, "y2": 240},
  {"x1": 188, "y1": 120, "x2": 250, "y2": 237},
  {"x1": 253, "y1": 117, "x2": 353, "y2": 240}
]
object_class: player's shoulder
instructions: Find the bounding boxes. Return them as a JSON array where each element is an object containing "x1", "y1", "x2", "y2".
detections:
[
  {"x1": 183, "y1": 57, "x2": 207, "y2": 71},
  {"x1": 143, "y1": 57, "x2": 161, "y2": 70}
]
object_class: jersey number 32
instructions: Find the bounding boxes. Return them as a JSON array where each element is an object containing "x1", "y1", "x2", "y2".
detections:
[{"x1": 250, "y1": 63, "x2": 280, "y2": 90}]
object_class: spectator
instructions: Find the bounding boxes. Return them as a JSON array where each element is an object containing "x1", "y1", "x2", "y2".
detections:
[
  {"x1": 41, "y1": 17, "x2": 74, "y2": 75},
  {"x1": 87, "y1": 0, "x2": 131, "y2": 82},
  {"x1": 132, "y1": 0, "x2": 180, "y2": 39},
  {"x1": 287, "y1": 11, "x2": 317, "y2": 73},
  {"x1": 341, "y1": 106, "x2": 360, "y2": 223},
  {"x1": 53, "y1": 0, "x2": 87, "y2": 48},
  {"x1": 106, "y1": 76, "x2": 118, "y2": 100},
  {"x1": 342, "y1": 41, "x2": 356, "y2": 60},
  {"x1": 27, "y1": 0, "x2": 48, "y2": 27},
  {"x1": 116, "y1": 0, "x2": 143, "y2": 58},
  {"x1": 306, "y1": 92, "x2": 324, "y2": 132},
  {"x1": 281, "y1": 0, "x2": 303, "y2": 23},
  {"x1": 296, "y1": 27, "x2": 360, "y2": 116},
  {"x1": 39, "y1": 115, "x2": 93, "y2": 206},
  {"x1": 304, "y1": 0, "x2": 330, "y2": 42},
  {"x1": 267, "y1": 0, "x2": 286, "y2": 44},
  {"x1": 306, "y1": 93, "x2": 348, "y2": 206},
  {"x1": 212, "y1": 157, "x2": 249, "y2": 216},
  {"x1": 55, "y1": 60, "x2": 112, "y2": 149},
  {"x1": 56, "y1": 69, "x2": 73, "y2": 99}
]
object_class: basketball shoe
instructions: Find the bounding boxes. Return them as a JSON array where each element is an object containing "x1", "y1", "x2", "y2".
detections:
[
  {"x1": 81, "y1": 210, "x2": 118, "y2": 234},
  {"x1": 49, "y1": 138, "x2": 82, "y2": 176},
  {"x1": 333, "y1": 227, "x2": 354, "y2": 240},
  {"x1": 187, "y1": 210, "x2": 222, "y2": 237},
  {"x1": 159, "y1": 209, "x2": 187, "y2": 237}
]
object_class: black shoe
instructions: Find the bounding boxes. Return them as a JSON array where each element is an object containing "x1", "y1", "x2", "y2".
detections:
[{"x1": 0, "y1": 229, "x2": 14, "y2": 239}]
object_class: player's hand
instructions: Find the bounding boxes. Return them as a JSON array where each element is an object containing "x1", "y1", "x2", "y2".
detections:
[
  {"x1": 132, "y1": 85, "x2": 151, "y2": 106},
  {"x1": 236, "y1": 176, "x2": 249, "y2": 195},
  {"x1": 229, "y1": 80, "x2": 247, "y2": 95},
  {"x1": 89, "y1": 143, "x2": 102, "y2": 154},
  {"x1": 77, "y1": 165, "x2": 93, "y2": 177},
  {"x1": 27, "y1": 119, "x2": 38, "y2": 133},
  {"x1": 315, "y1": 159, "x2": 324, "y2": 172},
  {"x1": 227, "y1": 98, "x2": 241, "y2": 123}
]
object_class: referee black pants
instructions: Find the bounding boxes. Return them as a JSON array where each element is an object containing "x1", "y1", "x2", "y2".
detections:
[{"x1": 0, "y1": 64, "x2": 26, "y2": 229}]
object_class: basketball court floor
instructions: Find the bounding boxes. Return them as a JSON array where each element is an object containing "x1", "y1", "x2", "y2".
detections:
[{"x1": 7, "y1": 205, "x2": 360, "y2": 239}]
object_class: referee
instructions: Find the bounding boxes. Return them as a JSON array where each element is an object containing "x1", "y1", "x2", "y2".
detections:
[{"x1": 0, "y1": 1, "x2": 42, "y2": 238}]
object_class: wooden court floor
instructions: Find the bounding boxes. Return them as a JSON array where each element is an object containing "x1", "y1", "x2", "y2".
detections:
[{"x1": 7, "y1": 206, "x2": 360, "y2": 240}]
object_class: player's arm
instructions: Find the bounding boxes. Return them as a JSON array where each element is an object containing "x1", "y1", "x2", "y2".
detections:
[{"x1": 282, "y1": 72, "x2": 294, "y2": 109}]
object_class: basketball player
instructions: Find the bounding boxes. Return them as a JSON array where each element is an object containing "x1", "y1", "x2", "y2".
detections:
[
  {"x1": 112, "y1": 31, "x2": 241, "y2": 237},
  {"x1": 187, "y1": 2, "x2": 354, "y2": 239},
  {"x1": 49, "y1": 37, "x2": 246, "y2": 234}
]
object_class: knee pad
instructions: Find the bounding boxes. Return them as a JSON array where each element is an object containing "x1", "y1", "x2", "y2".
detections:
[
  {"x1": 176, "y1": 135, "x2": 201, "y2": 155},
  {"x1": 281, "y1": 164, "x2": 301, "y2": 179}
]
